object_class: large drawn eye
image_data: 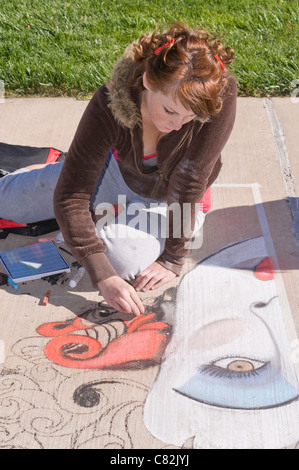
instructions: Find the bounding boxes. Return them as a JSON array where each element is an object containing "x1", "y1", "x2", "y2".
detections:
[
  {"x1": 175, "y1": 356, "x2": 299, "y2": 409},
  {"x1": 201, "y1": 357, "x2": 267, "y2": 379},
  {"x1": 213, "y1": 357, "x2": 266, "y2": 373}
]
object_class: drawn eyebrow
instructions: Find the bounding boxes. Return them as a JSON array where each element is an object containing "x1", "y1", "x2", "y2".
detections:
[{"x1": 250, "y1": 296, "x2": 278, "y2": 311}]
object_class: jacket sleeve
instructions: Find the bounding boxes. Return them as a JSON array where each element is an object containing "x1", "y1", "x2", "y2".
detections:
[
  {"x1": 53, "y1": 86, "x2": 120, "y2": 285},
  {"x1": 157, "y1": 75, "x2": 238, "y2": 275}
]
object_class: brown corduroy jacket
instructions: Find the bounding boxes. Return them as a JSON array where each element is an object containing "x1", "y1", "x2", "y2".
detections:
[{"x1": 53, "y1": 48, "x2": 237, "y2": 286}]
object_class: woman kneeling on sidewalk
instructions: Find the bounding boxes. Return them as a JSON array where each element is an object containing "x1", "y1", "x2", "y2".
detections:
[{"x1": 0, "y1": 22, "x2": 237, "y2": 315}]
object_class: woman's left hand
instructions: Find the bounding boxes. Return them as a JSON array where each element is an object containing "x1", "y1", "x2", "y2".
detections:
[{"x1": 132, "y1": 262, "x2": 176, "y2": 292}]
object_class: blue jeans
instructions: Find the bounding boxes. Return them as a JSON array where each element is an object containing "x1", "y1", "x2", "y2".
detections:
[{"x1": 0, "y1": 151, "x2": 205, "y2": 279}]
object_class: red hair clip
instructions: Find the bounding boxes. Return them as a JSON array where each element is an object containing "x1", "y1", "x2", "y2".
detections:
[
  {"x1": 155, "y1": 38, "x2": 175, "y2": 55},
  {"x1": 214, "y1": 54, "x2": 225, "y2": 71}
]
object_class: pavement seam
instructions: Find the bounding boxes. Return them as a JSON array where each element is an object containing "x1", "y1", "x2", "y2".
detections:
[{"x1": 263, "y1": 98, "x2": 299, "y2": 245}]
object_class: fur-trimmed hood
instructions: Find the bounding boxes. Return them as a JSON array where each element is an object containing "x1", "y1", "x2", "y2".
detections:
[{"x1": 105, "y1": 46, "x2": 141, "y2": 130}]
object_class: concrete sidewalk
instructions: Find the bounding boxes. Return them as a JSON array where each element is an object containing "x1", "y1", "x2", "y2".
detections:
[{"x1": 0, "y1": 96, "x2": 299, "y2": 449}]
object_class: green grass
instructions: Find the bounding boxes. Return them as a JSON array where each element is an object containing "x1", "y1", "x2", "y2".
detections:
[{"x1": 0, "y1": 0, "x2": 298, "y2": 98}]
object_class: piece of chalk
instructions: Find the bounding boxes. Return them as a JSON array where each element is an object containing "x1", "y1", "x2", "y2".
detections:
[
  {"x1": 38, "y1": 237, "x2": 55, "y2": 242},
  {"x1": 69, "y1": 267, "x2": 86, "y2": 288},
  {"x1": 43, "y1": 289, "x2": 51, "y2": 306},
  {"x1": 59, "y1": 246, "x2": 73, "y2": 257},
  {"x1": 7, "y1": 277, "x2": 19, "y2": 290}
]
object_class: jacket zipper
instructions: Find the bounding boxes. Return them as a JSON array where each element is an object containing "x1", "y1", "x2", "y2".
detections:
[{"x1": 151, "y1": 169, "x2": 164, "y2": 199}]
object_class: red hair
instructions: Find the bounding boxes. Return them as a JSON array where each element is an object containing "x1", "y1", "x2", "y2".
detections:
[{"x1": 129, "y1": 22, "x2": 234, "y2": 122}]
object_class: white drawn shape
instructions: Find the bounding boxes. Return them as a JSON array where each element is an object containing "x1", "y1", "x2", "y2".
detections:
[{"x1": 143, "y1": 237, "x2": 299, "y2": 449}]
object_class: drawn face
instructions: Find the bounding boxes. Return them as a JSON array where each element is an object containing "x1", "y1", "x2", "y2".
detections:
[
  {"x1": 143, "y1": 238, "x2": 299, "y2": 449},
  {"x1": 141, "y1": 73, "x2": 196, "y2": 134}
]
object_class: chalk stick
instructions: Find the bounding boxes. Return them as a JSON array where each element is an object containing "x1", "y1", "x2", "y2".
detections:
[
  {"x1": 7, "y1": 277, "x2": 19, "y2": 290},
  {"x1": 42, "y1": 289, "x2": 51, "y2": 306}
]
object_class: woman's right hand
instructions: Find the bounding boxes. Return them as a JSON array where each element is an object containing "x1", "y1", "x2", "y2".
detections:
[{"x1": 97, "y1": 276, "x2": 145, "y2": 316}]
